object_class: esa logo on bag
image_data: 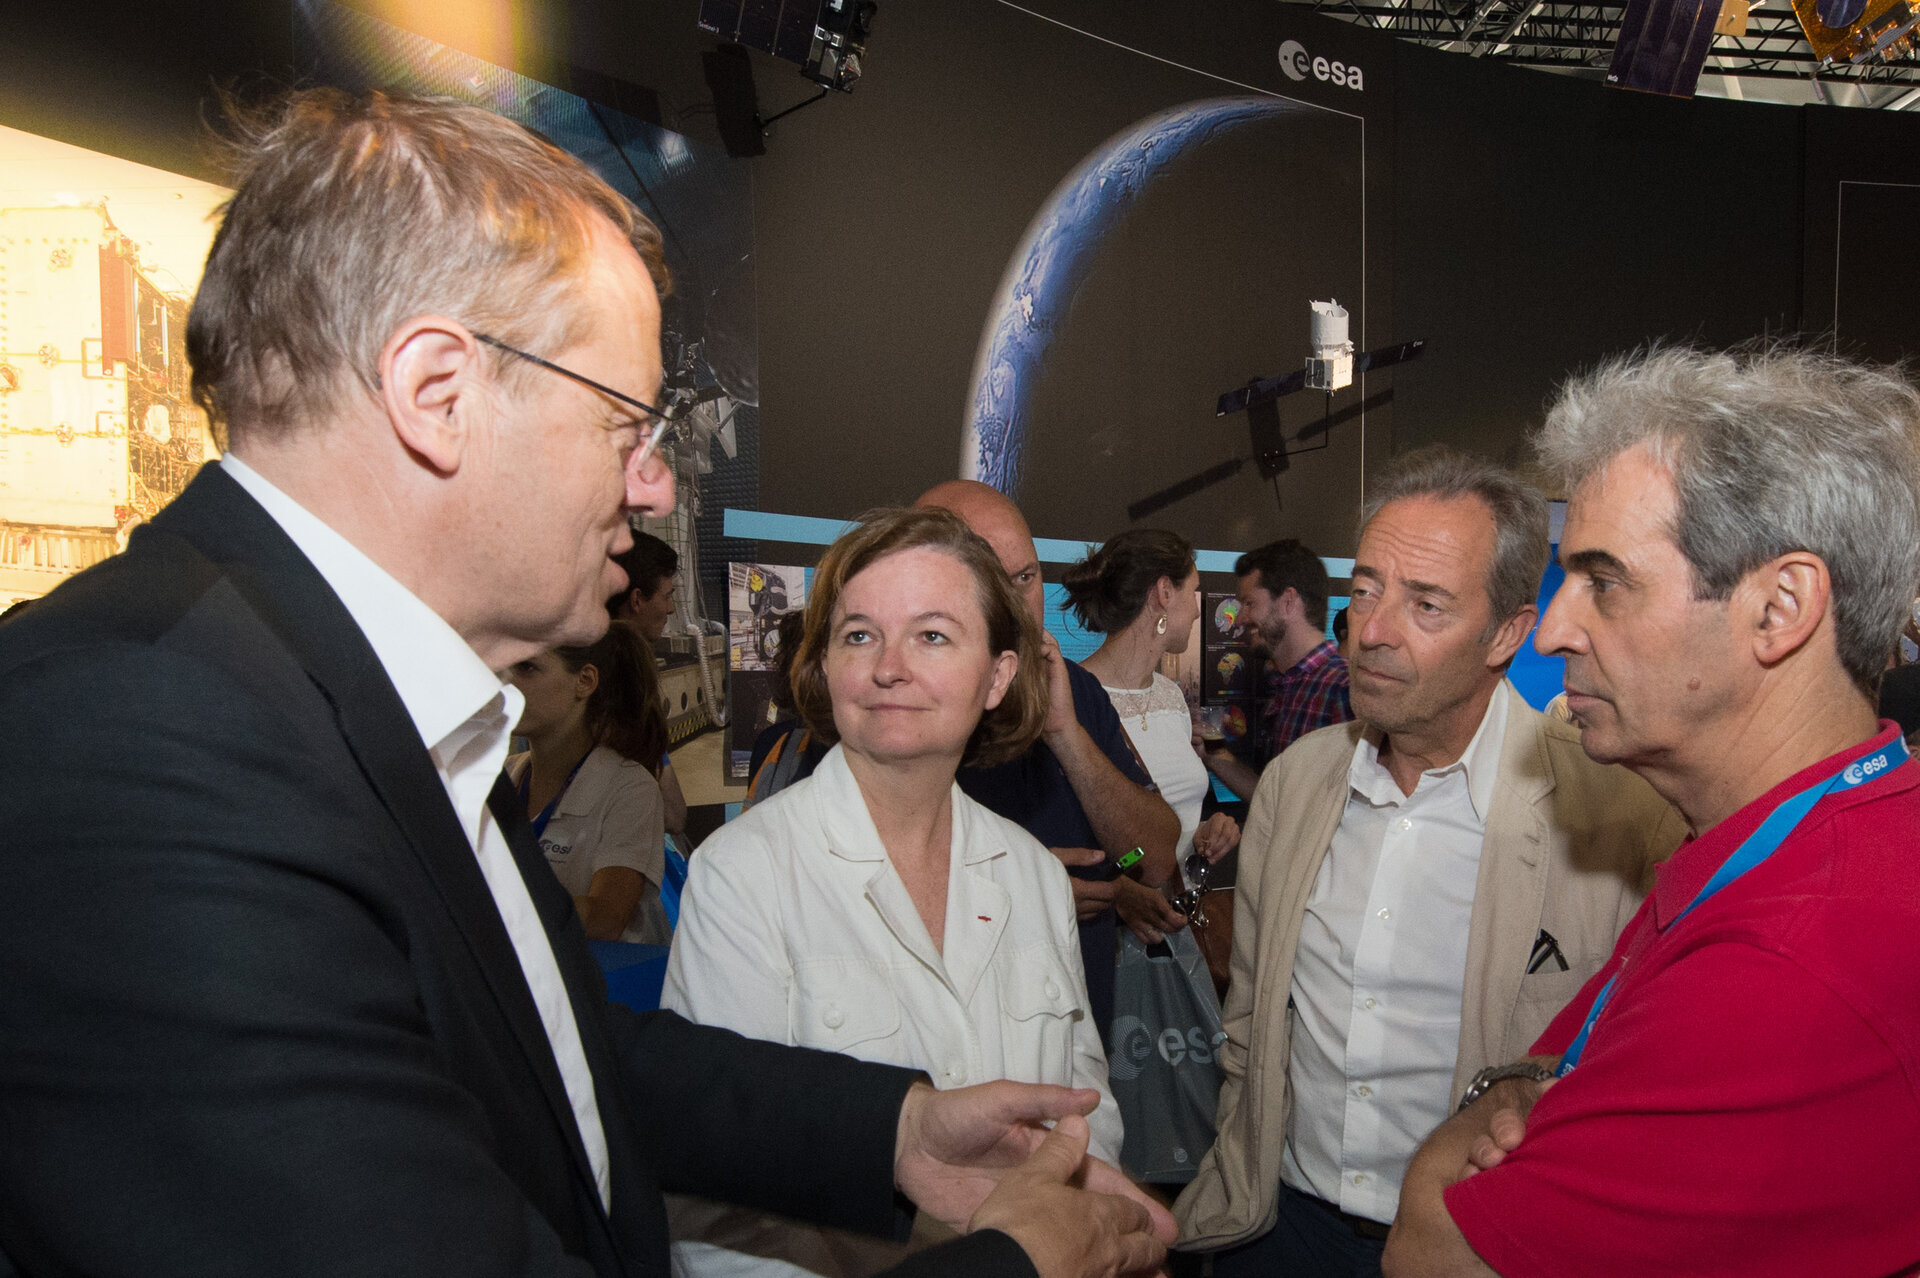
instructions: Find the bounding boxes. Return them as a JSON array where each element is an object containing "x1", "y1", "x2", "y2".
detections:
[
  {"x1": 1109, "y1": 1015, "x2": 1229, "y2": 1077},
  {"x1": 1278, "y1": 39, "x2": 1365, "y2": 91}
]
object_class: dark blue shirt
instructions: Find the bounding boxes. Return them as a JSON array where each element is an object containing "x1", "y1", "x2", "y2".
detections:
[{"x1": 958, "y1": 659, "x2": 1156, "y2": 1040}]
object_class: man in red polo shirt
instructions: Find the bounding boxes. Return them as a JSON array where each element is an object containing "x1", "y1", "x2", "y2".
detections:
[{"x1": 1382, "y1": 345, "x2": 1920, "y2": 1278}]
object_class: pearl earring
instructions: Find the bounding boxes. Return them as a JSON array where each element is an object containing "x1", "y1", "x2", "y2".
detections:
[{"x1": 1156, "y1": 614, "x2": 1167, "y2": 636}]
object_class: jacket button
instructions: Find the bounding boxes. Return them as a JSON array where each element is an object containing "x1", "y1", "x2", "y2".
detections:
[
  {"x1": 823, "y1": 1004, "x2": 845, "y2": 1030},
  {"x1": 1043, "y1": 979, "x2": 1061, "y2": 1000}
]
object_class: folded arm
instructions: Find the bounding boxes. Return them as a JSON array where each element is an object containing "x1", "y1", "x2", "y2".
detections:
[
  {"x1": 1410, "y1": 944, "x2": 1920, "y2": 1278},
  {"x1": 1383, "y1": 1068, "x2": 1554, "y2": 1278}
]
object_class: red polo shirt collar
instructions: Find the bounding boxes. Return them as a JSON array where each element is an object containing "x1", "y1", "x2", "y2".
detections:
[{"x1": 1651, "y1": 720, "x2": 1913, "y2": 931}]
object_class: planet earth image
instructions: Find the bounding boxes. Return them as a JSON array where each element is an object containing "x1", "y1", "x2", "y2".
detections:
[
  {"x1": 962, "y1": 95, "x2": 1304, "y2": 495},
  {"x1": 1213, "y1": 597, "x2": 1241, "y2": 635},
  {"x1": 1222, "y1": 705, "x2": 1249, "y2": 739},
  {"x1": 1216, "y1": 651, "x2": 1247, "y2": 685}
]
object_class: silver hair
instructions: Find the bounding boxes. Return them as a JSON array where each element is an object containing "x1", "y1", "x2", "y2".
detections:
[
  {"x1": 1360, "y1": 446, "x2": 1550, "y2": 634},
  {"x1": 1534, "y1": 344, "x2": 1920, "y2": 693}
]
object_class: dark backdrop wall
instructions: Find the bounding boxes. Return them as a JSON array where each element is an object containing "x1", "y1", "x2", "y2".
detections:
[
  {"x1": 6, "y1": 0, "x2": 1917, "y2": 562},
  {"x1": 736, "y1": 0, "x2": 1394, "y2": 555},
  {"x1": 1388, "y1": 40, "x2": 1810, "y2": 470},
  {"x1": 1801, "y1": 107, "x2": 1920, "y2": 368}
]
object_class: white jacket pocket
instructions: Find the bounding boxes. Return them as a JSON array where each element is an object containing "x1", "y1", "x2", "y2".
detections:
[
  {"x1": 997, "y1": 945, "x2": 1084, "y2": 1023},
  {"x1": 789, "y1": 958, "x2": 902, "y2": 1052}
]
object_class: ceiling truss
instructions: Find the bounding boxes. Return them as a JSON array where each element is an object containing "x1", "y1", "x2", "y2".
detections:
[{"x1": 1284, "y1": 0, "x2": 1920, "y2": 99}]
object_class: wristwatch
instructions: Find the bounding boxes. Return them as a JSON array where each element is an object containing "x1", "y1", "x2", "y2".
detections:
[{"x1": 1457, "y1": 1061, "x2": 1556, "y2": 1112}]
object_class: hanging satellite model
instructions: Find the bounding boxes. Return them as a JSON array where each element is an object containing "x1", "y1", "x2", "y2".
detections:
[
  {"x1": 1791, "y1": 0, "x2": 1919, "y2": 68},
  {"x1": 1127, "y1": 301, "x2": 1424, "y2": 521},
  {"x1": 699, "y1": 0, "x2": 877, "y2": 92}
]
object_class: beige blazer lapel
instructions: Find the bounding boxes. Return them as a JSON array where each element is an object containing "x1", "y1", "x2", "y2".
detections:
[{"x1": 1451, "y1": 686, "x2": 1555, "y2": 1101}]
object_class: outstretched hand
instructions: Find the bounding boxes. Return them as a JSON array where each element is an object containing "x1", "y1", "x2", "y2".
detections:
[
  {"x1": 969, "y1": 1113, "x2": 1172, "y2": 1278},
  {"x1": 893, "y1": 1081, "x2": 1176, "y2": 1274}
]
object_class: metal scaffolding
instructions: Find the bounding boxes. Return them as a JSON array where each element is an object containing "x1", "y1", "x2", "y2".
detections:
[{"x1": 1282, "y1": 0, "x2": 1920, "y2": 98}]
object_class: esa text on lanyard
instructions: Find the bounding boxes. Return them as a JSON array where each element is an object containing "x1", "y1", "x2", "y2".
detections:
[{"x1": 1557, "y1": 734, "x2": 1911, "y2": 1077}]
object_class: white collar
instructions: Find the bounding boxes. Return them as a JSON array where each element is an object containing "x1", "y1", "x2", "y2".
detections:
[
  {"x1": 1348, "y1": 680, "x2": 1511, "y2": 820},
  {"x1": 219, "y1": 453, "x2": 517, "y2": 753},
  {"x1": 812, "y1": 744, "x2": 1007, "y2": 868}
]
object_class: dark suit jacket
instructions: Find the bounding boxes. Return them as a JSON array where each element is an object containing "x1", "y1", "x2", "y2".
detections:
[{"x1": 0, "y1": 466, "x2": 1033, "y2": 1278}]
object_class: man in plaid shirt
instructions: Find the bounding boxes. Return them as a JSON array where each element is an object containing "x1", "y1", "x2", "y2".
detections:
[{"x1": 1202, "y1": 539, "x2": 1353, "y2": 800}]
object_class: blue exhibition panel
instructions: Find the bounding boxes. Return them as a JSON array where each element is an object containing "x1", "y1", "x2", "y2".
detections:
[{"x1": 1508, "y1": 559, "x2": 1569, "y2": 713}]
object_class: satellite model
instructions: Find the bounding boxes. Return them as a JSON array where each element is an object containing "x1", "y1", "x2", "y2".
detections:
[
  {"x1": 1791, "y1": 0, "x2": 1918, "y2": 66},
  {"x1": 1127, "y1": 301, "x2": 1425, "y2": 520}
]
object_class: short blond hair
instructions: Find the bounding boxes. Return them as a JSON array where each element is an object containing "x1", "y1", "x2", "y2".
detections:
[
  {"x1": 790, "y1": 508, "x2": 1049, "y2": 769},
  {"x1": 187, "y1": 89, "x2": 668, "y2": 442}
]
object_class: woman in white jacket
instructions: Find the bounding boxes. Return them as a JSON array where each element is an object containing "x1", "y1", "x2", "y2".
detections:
[{"x1": 663, "y1": 507, "x2": 1122, "y2": 1278}]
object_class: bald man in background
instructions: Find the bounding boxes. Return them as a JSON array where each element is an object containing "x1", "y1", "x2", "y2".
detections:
[{"x1": 917, "y1": 481, "x2": 1180, "y2": 1039}]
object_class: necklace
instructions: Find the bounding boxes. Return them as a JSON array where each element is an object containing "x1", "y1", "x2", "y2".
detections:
[{"x1": 1100, "y1": 669, "x2": 1156, "y2": 733}]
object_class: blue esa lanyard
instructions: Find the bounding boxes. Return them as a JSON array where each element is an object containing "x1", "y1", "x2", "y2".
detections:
[
  {"x1": 1557, "y1": 734, "x2": 1910, "y2": 1077},
  {"x1": 519, "y1": 752, "x2": 591, "y2": 842}
]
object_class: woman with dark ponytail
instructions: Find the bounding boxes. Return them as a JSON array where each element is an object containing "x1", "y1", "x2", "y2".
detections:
[
  {"x1": 1064, "y1": 531, "x2": 1241, "y2": 946},
  {"x1": 506, "y1": 620, "x2": 673, "y2": 943}
]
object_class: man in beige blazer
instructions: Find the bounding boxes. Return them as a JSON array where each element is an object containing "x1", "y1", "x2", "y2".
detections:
[{"x1": 1175, "y1": 448, "x2": 1682, "y2": 1278}]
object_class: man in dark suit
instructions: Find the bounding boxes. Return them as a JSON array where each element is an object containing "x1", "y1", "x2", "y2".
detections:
[{"x1": 0, "y1": 90, "x2": 1171, "y2": 1278}]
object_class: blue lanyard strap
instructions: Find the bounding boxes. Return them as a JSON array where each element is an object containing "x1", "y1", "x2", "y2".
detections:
[
  {"x1": 1557, "y1": 734, "x2": 1909, "y2": 1077},
  {"x1": 519, "y1": 752, "x2": 591, "y2": 842}
]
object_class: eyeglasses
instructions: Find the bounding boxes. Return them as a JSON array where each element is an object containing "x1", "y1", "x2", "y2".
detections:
[
  {"x1": 1172, "y1": 851, "x2": 1217, "y2": 928},
  {"x1": 473, "y1": 333, "x2": 678, "y2": 472}
]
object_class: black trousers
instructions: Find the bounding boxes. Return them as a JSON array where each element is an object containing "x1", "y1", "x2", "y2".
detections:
[{"x1": 1209, "y1": 1183, "x2": 1387, "y2": 1278}]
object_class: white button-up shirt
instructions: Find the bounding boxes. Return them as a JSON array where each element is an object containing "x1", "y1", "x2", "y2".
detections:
[
  {"x1": 220, "y1": 454, "x2": 612, "y2": 1211},
  {"x1": 1281, "y1": 681, "x2": 1511, "y2": 1223}
]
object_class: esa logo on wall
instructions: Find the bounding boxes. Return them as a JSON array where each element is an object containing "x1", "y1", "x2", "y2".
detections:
[{"x1": 1278, "y1": 39, "x2": 1364, "y2": 90}]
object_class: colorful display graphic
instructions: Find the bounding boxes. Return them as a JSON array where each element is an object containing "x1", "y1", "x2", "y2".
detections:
[
  {"x1": 0, "y1": 125, "x2": 229, "y2": 605},
  {"x1": 727, "y1": 562, "x2": 807, "y2": 780},
  {"x1": 1201, "y1": 590, "x2": 1261, "y2": 711},
  {"x1": 728, "y1": 562, "x2": 805, "y2": 673}
]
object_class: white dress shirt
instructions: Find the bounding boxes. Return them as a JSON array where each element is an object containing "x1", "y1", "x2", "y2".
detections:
[
  {"x1": 663, "y1": 743, "x2": 1119, "y2": 1277},
  {"x1": 1281, "y1": 681, "x2": 1511, "y2": 1223},
  {"x1": 220, "y1": 453, "x2": 612, "y2": 1210}
]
